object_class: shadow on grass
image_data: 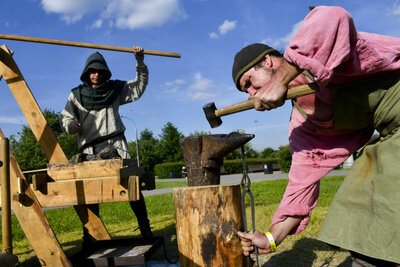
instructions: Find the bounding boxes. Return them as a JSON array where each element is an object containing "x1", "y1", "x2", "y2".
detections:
[
  {"x1": 260, "y1": 238, "x2": 352, "y2": 267},
  {"x1": 15, "y1": 223, "x2": 179, "y2": 266},
  {"x1": 15, "y1": 231, "x2": 354, "y2": 267}
]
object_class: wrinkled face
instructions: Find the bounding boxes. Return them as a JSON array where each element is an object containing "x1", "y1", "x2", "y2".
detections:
[
  {"x1": 239, "y1": 62, "x2": 275, "y2": 96},
  {"x1": 88, "y1": 68, "x2": 106, "y2": 87}
]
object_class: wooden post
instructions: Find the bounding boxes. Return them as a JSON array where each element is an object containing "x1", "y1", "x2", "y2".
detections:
[
  {"x1": 0, "y1": 138, "x2": 12, "y2": 254},
  {"x1": 0, "y1": 34, "x2": 181, "y2": 58},
  {"x1": 173, "y1": 185, "x2": 245, "y2": 266}
]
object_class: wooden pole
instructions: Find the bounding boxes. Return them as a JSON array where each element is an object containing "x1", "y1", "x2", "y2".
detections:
[
  {"x1": 0, "y1": 138, "x2": 12, "y2": 254},
  {"x1": 0, "y1": 34, "x2": 181, "y2": 58},
  {"x1": 174, "y1": 185, "x2": 245, "y2": 266}
]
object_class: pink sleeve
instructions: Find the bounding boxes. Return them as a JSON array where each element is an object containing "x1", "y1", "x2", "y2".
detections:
[
  {"x1": 284, "y1": 6, "x2": 357, "y2": 86},
  {"x1": 271, "y1": 108, "x2": 373, "y2": 234}
]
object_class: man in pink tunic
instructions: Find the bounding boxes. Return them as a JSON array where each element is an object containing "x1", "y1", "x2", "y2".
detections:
[{"x1": 235, "y1": 6, "x2": 400, "y2": 266}]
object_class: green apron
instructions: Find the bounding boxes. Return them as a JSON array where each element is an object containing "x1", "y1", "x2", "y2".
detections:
[{"x1": 315, "y1": 73, "x2": 400, "y2": 264}]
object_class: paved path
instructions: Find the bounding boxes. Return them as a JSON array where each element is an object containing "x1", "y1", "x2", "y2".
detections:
[{"x1": 143, "y1": 170, "x2": 349, "y2": 197}]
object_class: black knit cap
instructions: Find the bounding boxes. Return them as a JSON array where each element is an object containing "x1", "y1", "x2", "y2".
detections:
[
  {"x1": 80, "y1": 52, "x2": 112, "y2": 83},
  {"x1": 232, "y1": 43, "x2": 279, "y2": 91}
]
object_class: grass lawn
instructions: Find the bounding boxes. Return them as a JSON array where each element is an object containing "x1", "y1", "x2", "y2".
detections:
[{"x1": 1, "y1": 175, "x2": 352, "y2": 266}]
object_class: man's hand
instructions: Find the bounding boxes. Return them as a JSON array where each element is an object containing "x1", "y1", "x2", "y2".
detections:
[
  {"x1": 237, "y1": 216, "x2": 302, "y2": 256},
  {"x1": 254, "y1": 59, "x2": 302, "y2": 111},
  {"x1": 133, "y1": 46, "x2": 144, "y2": 65},
  {"x1": 237, "y1": 230, "x2": 272, "y2": 256},
  {"x1": 72, "y1": 121, "x2": 82, "y2": 133},
  {"x1": 253, "y1": 81, "x2": 287, "y2": 111}
]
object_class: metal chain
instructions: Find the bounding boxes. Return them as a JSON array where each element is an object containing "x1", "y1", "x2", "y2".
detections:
[{"x1": 240, "y1": 145, "x2": 259, "y2": 267}]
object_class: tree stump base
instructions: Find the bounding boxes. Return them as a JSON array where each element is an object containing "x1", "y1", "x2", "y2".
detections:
[{"x1": 173, "y1": 184, "x2": 245, "y2": 266}]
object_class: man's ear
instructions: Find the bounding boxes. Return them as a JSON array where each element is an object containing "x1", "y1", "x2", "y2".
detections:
[{"x1": 262, "y1": 54, "x2": 273, "y2": 68}]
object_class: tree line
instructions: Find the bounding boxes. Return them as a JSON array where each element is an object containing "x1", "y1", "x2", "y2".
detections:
[{"x1": 9, "y1": 109, "x2": 290, "y2": 172}]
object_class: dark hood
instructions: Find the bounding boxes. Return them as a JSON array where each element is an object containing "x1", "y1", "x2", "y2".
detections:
[{"x1": 80, "y1": 52, "x2": 112, "y2": 83}]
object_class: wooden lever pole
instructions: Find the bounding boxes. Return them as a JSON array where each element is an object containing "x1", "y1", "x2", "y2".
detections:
[
  {"x1": 214, "y1": 82, "x2": 319, "y2": 117},
  {"x1": 0, "y1": 34, "x2": 181, "y2": 58}
]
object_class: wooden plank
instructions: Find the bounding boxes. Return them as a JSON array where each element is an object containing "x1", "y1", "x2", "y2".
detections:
[
  {"x1": 31, "y1": 176, "x2": 139, "y2": 207},
  {"x1": 128, "y1": 176, "x2": 140, "y2": 201},
  {"x1": 32, "y1": 173, "x2": 51, "y2": 191},
  {"x1": 48, "y1": 159, "x2": 122, "y2": 180},
  {"x1": 47, "y1": 158, "x2": 136, "y2": 180},
  {"x1": 0, "y1": 45, "x2": 68, "y2": 164},
  {"x1": 0, "y1": 133, "x2": 72, "y2": 266},
  {"x1": 0, "y1": 48, "x2": 11, "y2": 81}
]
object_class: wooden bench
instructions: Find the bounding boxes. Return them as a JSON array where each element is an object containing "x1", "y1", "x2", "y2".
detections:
[
  {"x1": 248, "y1": 165, "x2": 265, "y2": 173},
  {"x1": 271, "y1": 163, "x2": 281, "y2": 171},
  {"x1": 248, "y1": 163, "x2": 281, "y2": 173},
  {"x1": 220, "y1": 166, "x2": 227, "y2": 175}
]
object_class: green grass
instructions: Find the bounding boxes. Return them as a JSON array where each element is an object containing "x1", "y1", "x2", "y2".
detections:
[
  {"x1": 1, "y1": 175, "x2": 352, "y2": 266},
  {"x1": 154, "y1": 180, "x2": 187, "y2": 189}
]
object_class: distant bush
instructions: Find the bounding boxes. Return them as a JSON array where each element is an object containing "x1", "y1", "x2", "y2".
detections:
[
  {"x1": 277, "y1": 145, "x2": 291, "y2": 173},
  {"x1": 223, "y1": 158, "x2": 278, "y2": 174},
  {"x1": 154, "y1": 158, "x2": 280, "y2": 178},
  {"x1": 154, "y1": 162, "x2": 185, "y2": 179}
]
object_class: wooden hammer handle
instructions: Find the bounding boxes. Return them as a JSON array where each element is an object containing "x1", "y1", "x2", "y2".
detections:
[
  {"x1": 215, "y1": 82, "x2": 319, "y2": 117},
  {"x1": 0, "y1": 34, "x2": 181, "y2": 58}
]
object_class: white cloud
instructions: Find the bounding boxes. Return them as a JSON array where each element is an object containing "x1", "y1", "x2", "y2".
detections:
[
  {"x1": 261, "y1": 20, "x2": 303, "y2": 49},
  {"x1": 390, "y1": 1, "x2": 400, "y2": 16},
  {"x1": 210, "y1": 19, "x2": 237, "y2": 39},
  {"x1": 187, "y1": 73, "x2": 215, "y2": 100},
  {"x1": 90, "y1": 19, "x2": 103, "y2": 29},
  {"x1": 41, "y1": 0, "x2": 106, "y2": 24},
  {"x1": 40, "y1": 0, "x2": 186, "y2": 29},
  {"x1": 189, "y1": 73, "x2": 213, "y2": 91},
  {"x1": 188, "y1": 92, "x2": 216, "y2": 101},
  {"x1": 163, "y1": 73, "x2": 215, "y2": 101},
  {"x1": 219, "y1": 20, "x2": 237, "y2": 35},
  {"x1": 209, "y1": 32, "x2": 219, "y2": 39},
  {"x1": 164, "y1": 79, "x2": 187, "y2": 94},
  {"x1": 174, "y1": 79, "x2": 186, "y2": 85},
  {"x1": 0, "y1": 115, "x2": 26, "y2": 125}
]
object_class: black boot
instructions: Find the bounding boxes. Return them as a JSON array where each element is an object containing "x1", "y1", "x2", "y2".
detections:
[{"x1": 129, "y1": 191, "x2": 153, "y2": 238}]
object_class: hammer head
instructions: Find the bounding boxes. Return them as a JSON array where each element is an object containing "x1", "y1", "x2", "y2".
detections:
[{"x1": 203, "y1": 102, "x2": 222, "y2": 128}]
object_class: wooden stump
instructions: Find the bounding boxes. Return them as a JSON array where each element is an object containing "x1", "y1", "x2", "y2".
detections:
[{"x1": 173, "y1": 184, "x2": 245, "y2": 266}]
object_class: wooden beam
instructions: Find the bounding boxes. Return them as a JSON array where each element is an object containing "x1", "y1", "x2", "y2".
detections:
[
  {"x1": 128, "y1": 176, "x2": 140, "y2": 201},
  {"x1": 0, "y1": 45, "x2": 68, "y2": 164},
  {"x1": 47, "y1": 158, "x2": 135, "y2": 181},
  {"x1": 0, "y1": 48, "x2": 12, "y2": 81},
  {"x1": 32, "y1": 173, "x2": 51, "y2": 191},
  {"x1": 31, "y1": 176, "x2": 139, "y2": 208},
  {"x1": 0, "y1": 131, "x2": 72, "y2": 266}
]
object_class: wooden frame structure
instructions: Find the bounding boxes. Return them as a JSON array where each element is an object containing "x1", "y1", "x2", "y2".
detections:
[{"x1": 0, "y1": 44, "x2": 149, "y2": 266}]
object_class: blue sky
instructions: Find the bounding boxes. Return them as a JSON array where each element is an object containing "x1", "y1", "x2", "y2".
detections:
[{"x1": 1, "y1": 0, "x2": 400, "y2": 151}]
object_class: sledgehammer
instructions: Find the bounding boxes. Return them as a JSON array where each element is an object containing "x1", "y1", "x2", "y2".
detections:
[{"x1": 203, "y1": 83, "x2": 319, "y2": 128}]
